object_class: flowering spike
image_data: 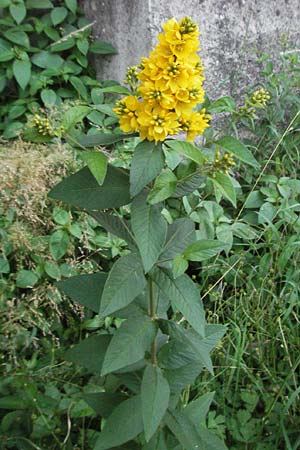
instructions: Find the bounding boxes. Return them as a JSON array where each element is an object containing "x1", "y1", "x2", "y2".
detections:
[{"x1": 113, "y1": 17, "x2": 210, "y2": 143}]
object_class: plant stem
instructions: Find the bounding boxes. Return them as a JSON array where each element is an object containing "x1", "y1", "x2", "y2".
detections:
[{"x1": 148, "y1": 277, "x2": 157, "y2": 364}]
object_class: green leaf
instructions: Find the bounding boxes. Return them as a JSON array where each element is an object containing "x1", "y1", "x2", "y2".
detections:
[
  {"x1": 0, "y1": 257, "x2": 9, "y2": 274},
  {"x1": 10, "y1": 1, "x2": 26, "y2": 24},
  {"x1": 95, "y1": 396, "x2": 143, "y2": 450},
  {"x1": 49, "y1": 230, "x2": 70, "y2": 260},
  {"x1": 50, "y1": 37, "x2": 75, "y2": 52},
  {"x1": 207, "y1": 96, "x2": 236, "y2": 113},
  {"x1": 100, "y1": 85, "x2": 131, "y2": 95},
  {"x1": 80, "y1": 151, "x2": 107, "y2": 186},
  {"x1": 77, "y1": 37, "x2": 89, "y2": 55},
  {"x1": 89, "y1": 211, "x2": 136, "y2": 248},
  {"x1": 49, "y1": 165, "x2": 130, "y2": 210},
  {"x1": 165, "y1": 362, "x2": 203, "y2": 393},
  {"x1": 0, "y1": 38, "x2": 14, "y2": 62},
  {"x1": 172, "y1": 254, "x2": 188, "y2": 279},
  {"x1": 94, "y1": 103, "x2": 118, "y2": 117},
  {"x1": 101, "y1": 316, "x2": 157, "y2": 375},
  {"x1": 173, "y1": 171, "x2": 206, "y2": 198},
  {"x1": 215, "y1": 136, "x2": 259, "y2": 168},
  {"x1": 165, "y1": 410, "x2": 228, "y2": 450},
  {"x1": 131, "y1": 191, "x2": 167, "y2": 273},
  {"x1": 141, "y1": 365, "x2": 170, "y2": 441},
  {"x1": 183, "y1": 239, "x2": 227, "y2": 261},
  {"x1": 0, "y1": 396, "x2": 28, "y2": 410},
  {"x1": 44, "y1": 261, "x2": 61, "y2": 280},
  {"x1": 41, "y1": 88, "x2": 57, "y2": 106},
  {"x1": 2, "y1": 122, "x2": 23, "y2": 139},
  {"x1": 13, "y1": 58, "x2": 31, "y2": 90},
  {"x1": 211, "y1": 172, "x2": 236, "y2": 207},
  {"x1": 78, "y1": 132, "x2": 128, "y2": 147},
  {"x1": 56, "y1": 272, "x2": 107, "y2": 313},
  {"x1": 65, "y1": 0, "x2": 77, "y2": 13},
  {"x1": 4, "y1": 30, "x2": 29, "y2": 47},
  {"x1": 160, "y1": 322, "x2": 225, "y2": 375},
  {"x1": 62, "y1": 105, "x2": 90, "y2": 131},
  {"x1": 165, "y1": 140, "x2": 207, "y2": 166},
  {"x1": 70, "y1": 76, "x2": 88, "y2": 100},
  {"x1": 184, "y1": 392, "x2": 215, "y2": 426},
  {"x1": 152, "y1": 269, "x2": 205, "y2": 337},
  {"x1": 84, "y1": 392, "x2": 127, "y2": 418},
  {"x1": 26, "y1": 0, "x2": 53, "y2": 8},
  {"x1": 32, "y1": 51, "x2": 63, "y2": 69},
  {"x1": 100, "y1": 252, "x2": 147, "y2": 318},
  {"x1": 16, "y1": 270, "x2": 38, "y2": 288},
  {"x1": 148, "y1": 169, "x2": 177, "y2": 204},
  {"x1": 90, "y1": 40, "x2": 118, "y2": 55},
  {"x1": 0, "y1": 0, "x2": 10, "y2": 7},
  {"x1": 51, "y1": 6, "x2": 68, "y2": 25},
  {"x1": 130, "y1": 140, "x2": 164, "y2": 198},
  {"x1": 65, "y1": 334, "x2": 111, "y2": 373},
  {"x1": 159, "y1": 218, "x2": 195, "y2": 268}
]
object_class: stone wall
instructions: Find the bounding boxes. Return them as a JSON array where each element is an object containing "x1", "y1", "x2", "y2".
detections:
[{"x1": 82, "y1": 0, "x2": 300, "y2": 98}]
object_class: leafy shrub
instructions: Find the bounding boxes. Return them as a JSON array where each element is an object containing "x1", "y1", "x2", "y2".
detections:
[{"x1": 0, "y1": 0, "x2": 117, "y2": 139}]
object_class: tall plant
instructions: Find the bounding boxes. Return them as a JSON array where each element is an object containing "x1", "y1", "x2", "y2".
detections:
[{"x1": 50, "y1": 17, "x2": 260, "y2": 449}]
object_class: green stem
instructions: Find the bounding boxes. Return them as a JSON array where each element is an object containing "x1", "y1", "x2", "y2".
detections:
[{"x1": 148, "y1": 277, "x2": 157, "y2": 364}]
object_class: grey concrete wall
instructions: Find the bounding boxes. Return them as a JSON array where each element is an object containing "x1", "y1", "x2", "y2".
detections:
[{"x1": 82, "y1": 0, "x2": 300, "y2": 98}]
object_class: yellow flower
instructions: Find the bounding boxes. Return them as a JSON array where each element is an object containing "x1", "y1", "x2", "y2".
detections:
[
  {"x1": 113, "y1": 96, "x2": 140, "y2": 133},
  {"x1": 137, "y1": 104, "x2": 179, "y2": 142},
  {"x1": 179, "y1": 109, "x2": 211, "y2": 141},
  {"x1": 115, "y1": 17, "x2": 210, "y2": 142}
]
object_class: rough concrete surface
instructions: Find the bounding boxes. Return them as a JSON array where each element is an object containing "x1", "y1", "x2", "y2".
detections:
[{"x1": 82, "y1": 0, "x2": 300, "y2": 99}]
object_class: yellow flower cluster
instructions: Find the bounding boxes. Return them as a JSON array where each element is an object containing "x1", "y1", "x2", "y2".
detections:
[
  {"x1": 114, "y1": 17, "x2": 210, "y2": 142},
  {"x1": 251, "y1": 88, "x2": 271, "y2": 107},
  {"x1": 210, "y1": 149, "x2": 235, "y2": 176},
  {"x1": 31, "y1": 114, "x2": 65, "y2": 138},
  {"x1": 239, "y1": 87, "x2": 270, "y2": 118}
]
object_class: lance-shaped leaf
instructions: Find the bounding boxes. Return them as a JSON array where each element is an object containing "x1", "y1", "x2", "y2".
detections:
[
  {"x1": 49, "y1": 165, "x2": 130, "y2": 210},
  {"x1": 131, "y1": 192, "x2": 167, "y2": 273},
  {"x1": 183, "y1": 239, "x2": 227, "y2": 262},
  {"x1": 173, "y1": 171, "x2": 206, "y2": 198},
  {"x1": 165, "y1": 140, "x2": 207, "y2": 166},
  {"x1": 89, "y1": 211, "x2": 136, "y2": 249},
  {"x1": 147, "y1": 169, "x2": 177, "y2": 204},
  {"x1": 95, "y1": 396, "x2": 143, "y2": 450},
  {"x1": 165, "y1": 409, "x2": 228, "y2": 450},
  {"x1": 158, "y1": 321, "x2": 218, "y2": 374},
  {"x1": 210, "y1": 172, "x2": 236, "y2": 207},
  {"x1": 100, "y1": 252, "x2": 147, "y2": 318},
  {"x1": 78, "y1": 132, "x2": 131, "y2": 147},
  {"x1": 159, "y1": 218, "x2": 195, "y2": 268},
  {"x1": 141, "y1": 365, "x2": 170, "y2": 441},
  {"x1": 152, "y1": 269, "x2": 205, "y2": 337},
  {"x1": 184, "y1": 391, "x2": 215, "y2": 426},
  {"x1": 101, "y1": 316, "x2": 157, "y2": 375},
  {"x1": 142, "y1": 430, "x2": 168, "y2": 450},
  {"x1": 130, "y1": 140, "x2": 164, "y2": 198},
  {"x1": 215, "y1": 136, "x2": 259, "y2": 168},
  {"x1": 164, "y1": 362, "x2": 203, "y2": 393},
  {"x1": 84, "y1": 392, "x2": 127, "y2": 418},
  {"x1": 56, "y1": 272, "x2": 107, "y2": 313},
  {"x1": 62, "y1": 105, "x2": 90, "y2": 131},
  {"x1": 80, "y1": 151, "x2": 107, "y2": 186},
  {"x1": 65, "y1": 334, "x2": 111, "y2": 373}
]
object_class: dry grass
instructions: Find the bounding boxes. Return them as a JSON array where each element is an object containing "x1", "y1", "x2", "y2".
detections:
[{"x1": 0, "y1": 138, "x2": 77, "y2": 229}]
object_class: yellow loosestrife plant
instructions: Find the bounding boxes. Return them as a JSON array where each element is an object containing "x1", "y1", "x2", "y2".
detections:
[{"x1": 49, "y1": 17, "x2": 261, "y2": 449}]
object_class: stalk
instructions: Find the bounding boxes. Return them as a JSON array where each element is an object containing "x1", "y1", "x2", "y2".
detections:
[{"x1": 148, "y1": 277, "x2": 157, "y2": 364}]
